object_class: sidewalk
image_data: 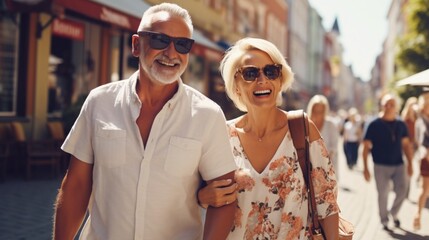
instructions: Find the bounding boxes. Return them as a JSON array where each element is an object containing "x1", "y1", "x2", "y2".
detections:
[
  {"x1": 0, "y1": 177, "x2": 61, "y2": 240},
  {"x1": 336, "y1": 140, "x2": 429, "y2": 240}
]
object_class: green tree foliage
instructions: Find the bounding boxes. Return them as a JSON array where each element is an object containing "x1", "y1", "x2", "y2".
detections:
[{"x1": 396, "y1": 0, "x2": 429, "y2": 100}]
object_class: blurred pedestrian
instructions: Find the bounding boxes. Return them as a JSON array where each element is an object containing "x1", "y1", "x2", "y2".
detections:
[
  {"x1": 362, "y1": 93, "x2": 414, "y2": 231},
  {"x1": 52, "y1": 3, "x2": 237, "y2": 240},
  {"x1": 343, "y1": 108, "x2": 361, "y2": 169},
  {"x1": 307, "y1": 94, "x2": 340, "y2": 178},
  {"x1": 401, "y1": 96, "x2": 418, "y2": 199},
  {"x1": 197, "y1": 37, "x2": 340, "y2": 239},
  {"x1": 401, "y1": 96, "x2": 418, "y2": 150},
  {"x1": 413, "y1": 92, "x2": 429, "y2": 230}
]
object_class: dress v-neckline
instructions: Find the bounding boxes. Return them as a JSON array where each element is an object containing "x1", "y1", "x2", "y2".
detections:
[{"x1": 232, "y1": 122, "x2": 289, "y2": 175}]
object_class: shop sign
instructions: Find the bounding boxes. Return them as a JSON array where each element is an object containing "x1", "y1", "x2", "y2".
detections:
[
  {"x1": 100, "y1": 7, "x2": 131, "y2": 29},
  {"x1": 52, "y1": 18, "x2": 84, "y2": 41}
]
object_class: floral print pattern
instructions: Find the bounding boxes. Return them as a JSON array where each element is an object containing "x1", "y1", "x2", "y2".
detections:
[{"x1": 226, "y1": 121, "x2": 339, "y2": 240}]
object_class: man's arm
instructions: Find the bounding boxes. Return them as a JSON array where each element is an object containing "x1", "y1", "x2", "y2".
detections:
[
  {"x1": 362, "y1": 140, "x2": 372, "y2": 182},
  {"x1": 401, "y1": 137, "x2": 414, "y2": 176},
  {"x1": 53, "y1": 156, "x2": 93, "y2": 240},
  {"x1": 203, "y1": 171, "x2": 236, "y2": 240}
]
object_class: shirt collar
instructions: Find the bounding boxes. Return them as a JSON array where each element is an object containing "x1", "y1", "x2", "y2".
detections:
[{"x1": 128, "y1": 70, "x2": 184, "y2": 109}]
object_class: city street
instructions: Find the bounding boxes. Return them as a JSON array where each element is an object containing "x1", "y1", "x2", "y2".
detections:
[
  {"x1": 336, "y1": 139, "x2": 429, "y2": 240},
  {"x1": 0, "y1": 139, "x2": 428, "y2": 240}
]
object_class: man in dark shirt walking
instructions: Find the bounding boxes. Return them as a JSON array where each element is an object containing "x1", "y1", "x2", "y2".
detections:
[{"x1": 362, "y1": 93, "x2": 414, "y2": 231}]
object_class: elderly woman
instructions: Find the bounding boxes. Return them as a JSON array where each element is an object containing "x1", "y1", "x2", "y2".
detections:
[
  {"x1": 307, "y1": 95, "x2": 340, "y2": 179},
  {"x1": 198, "y1": 38, "x2": 339, "y2": 239}
]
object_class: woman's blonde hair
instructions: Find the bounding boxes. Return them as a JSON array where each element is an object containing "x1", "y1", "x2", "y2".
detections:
[
  {"x1": 307, "y1": 94, "x2": 330, "y2": 119},
  {"x1": 401, "y1": 96, "x2": 418, "y2": 120},
  {"x1": 219, "y1": 37, "x2": 294, "y2": 112},
  {"x1": 418, "y1": 92, "x2": 429, "y2": 112}
]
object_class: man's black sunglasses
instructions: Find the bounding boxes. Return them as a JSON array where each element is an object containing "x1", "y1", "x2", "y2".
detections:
[
  {"x1": 137, "y1": 31, "x2": 195, "y2": 54},
  {"x1": 235, "y1": 64, "x2": 282, "y2": 82}
]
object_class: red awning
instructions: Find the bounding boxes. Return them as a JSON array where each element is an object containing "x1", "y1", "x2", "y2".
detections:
[
  {"x1": 54, "y1": 0, "x2": 142, "y2": 31},
  {"x1": 5, "y1": 0, "x2": 52, "y2": 12},
  {"x1": 6, "y1": 0, "x2": 143, "y2": 31}
]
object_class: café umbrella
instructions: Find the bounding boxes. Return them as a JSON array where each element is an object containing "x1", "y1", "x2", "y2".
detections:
[{"x1": 396, "y1": 68, "x2": 429, "y2": 87}]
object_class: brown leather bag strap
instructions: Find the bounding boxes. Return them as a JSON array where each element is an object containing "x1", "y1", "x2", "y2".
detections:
[
  {"x1": 287, "y1": 110, "x2": 322, "y2": 235},
  {"x1": 287, "y1": 110, "x2": 308, "y2": 185}
]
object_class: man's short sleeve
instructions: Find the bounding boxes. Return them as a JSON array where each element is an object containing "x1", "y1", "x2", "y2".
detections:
[
  {"x1": 198, "y1": 108, "x2": 237, "y2": 181},
  {"x1": 61, "y1": 97, "x2": 94, "y2": 164}
]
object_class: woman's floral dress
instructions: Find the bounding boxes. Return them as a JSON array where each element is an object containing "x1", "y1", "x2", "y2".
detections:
[{"x1": 226, "y1": 120, "x2": 339, "y2": 240}]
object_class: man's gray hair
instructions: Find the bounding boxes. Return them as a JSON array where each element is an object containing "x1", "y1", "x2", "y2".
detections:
[{"x1": 138, "y1": 3, "x2": 193, "y2": 33}]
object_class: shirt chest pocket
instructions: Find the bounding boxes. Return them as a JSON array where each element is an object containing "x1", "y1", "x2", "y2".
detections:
[
  {"x1": 95, "y1": 128, "x2": 126, "y2": 168},
  {"x1": 165, "y1": 136, "x2": 202, "y2": 177}
]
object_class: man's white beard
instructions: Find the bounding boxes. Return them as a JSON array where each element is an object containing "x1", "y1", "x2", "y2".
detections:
[
  {"x1": 141, "y1": 58, "x2": 184, "y2": 85},
  {"x1": 149, "y1": 66, "x2": 182, "y2": 85}
]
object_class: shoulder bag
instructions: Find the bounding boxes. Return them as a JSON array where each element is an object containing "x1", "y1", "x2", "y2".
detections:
[{"x1": 288, "y1": 110, "x2": 354, "y2": 240}]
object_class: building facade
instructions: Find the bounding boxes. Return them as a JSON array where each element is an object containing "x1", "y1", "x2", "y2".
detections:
[{"x1": 0, "y1": 0, "x2": 225, "y2": 140}]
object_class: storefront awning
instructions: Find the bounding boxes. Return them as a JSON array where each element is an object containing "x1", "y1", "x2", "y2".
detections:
[
  {"x1": 89, "y1": 0, "x2": 149, "y2": 19},
  {"x1": 4, "y1": 0, "x2": 52, "y2": 12},
  {"x1": 7, "y1": 0, "x2": 224, "y2": 54},
  {"x1": 193, "y1": 30, "x2": 223, "y2": 52}
]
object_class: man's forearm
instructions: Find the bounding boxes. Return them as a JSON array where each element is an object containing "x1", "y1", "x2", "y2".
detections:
[
  {"x1": 203, "y1": 201, "x2": 236, "y2": 240},
  {"x1": 405, "y1": 142, "x2": 414, "y2": 166},
  {"x1": 53, "y1": 157, "x2": 93, "y2": 240},
  {"x1": 53, "y1": 189, "x2": 88, "y2": 240},
  {"x1": 202, "y1": 171, "x2": 236, "y2": 239},
  {"x1": 362, "y1": 148, "x2": 369, "y2": 169}
]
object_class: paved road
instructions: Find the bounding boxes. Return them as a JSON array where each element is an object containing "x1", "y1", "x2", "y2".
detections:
[
  {"x1": 0, "y1": 139, "x2": 428, "y2": 239},
  {"x1": 0, "y1": 178, "x2": 61, "y2": 240}
]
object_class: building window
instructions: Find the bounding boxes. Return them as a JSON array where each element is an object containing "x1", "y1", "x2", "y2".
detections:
[{"x1": 0, "y1": 13, "x2": 19, "y2": 116}]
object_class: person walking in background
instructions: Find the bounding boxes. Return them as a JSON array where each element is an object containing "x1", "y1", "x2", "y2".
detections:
[
  {"x1": 52, "y1": 3, "x2": 237, "y2": 239},
  {"x1": 401, "y1": 96, "x2": 418, "y2": 200},
  {"x1": 307, "y1": 94, "x2": 340, "y2": 179},
  {"x1": 401, "y1": 96, "x2": 419, "y2": 150},
  {"x1": 413, "y1": 92, "x2": 429, "y2": 230},
  {"x1": 362, "y1": 93, "x2": 414, "y2": 231},
  {"x1": 343, "y1": 108, "x2": 362, "y2": 170},
  {"x1": 197, "y1": 37, "x2": 340, "y2": 239}
]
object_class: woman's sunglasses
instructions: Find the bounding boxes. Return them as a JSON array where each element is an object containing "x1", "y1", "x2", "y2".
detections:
[
  {"x1": 235, "y1": 64, "x2": 282, "y2": 82},
  {"x1": 137, "y1": 31, "x2": 195, "y2": 54}
]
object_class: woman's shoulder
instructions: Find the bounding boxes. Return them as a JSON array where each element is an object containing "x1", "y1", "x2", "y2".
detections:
[{"x1": 308, "y1": 118, "x2": 322, "y2": 142}]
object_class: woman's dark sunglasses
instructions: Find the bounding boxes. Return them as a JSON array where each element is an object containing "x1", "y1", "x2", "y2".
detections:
[
  {"x1": 236, "y1": 64, "x2": 282, "y2": 82},
  {"x1": 137, "y1": 31, "x2": 195, "y2": 54}
]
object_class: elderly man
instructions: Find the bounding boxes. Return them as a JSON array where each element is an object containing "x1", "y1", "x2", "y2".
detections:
[
  {"x1": 53, "y1": 3, "x2": 236, "y2": 239},
  {"x1": 362, "y1": 93, "x2": 413, "y2": 231}
]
